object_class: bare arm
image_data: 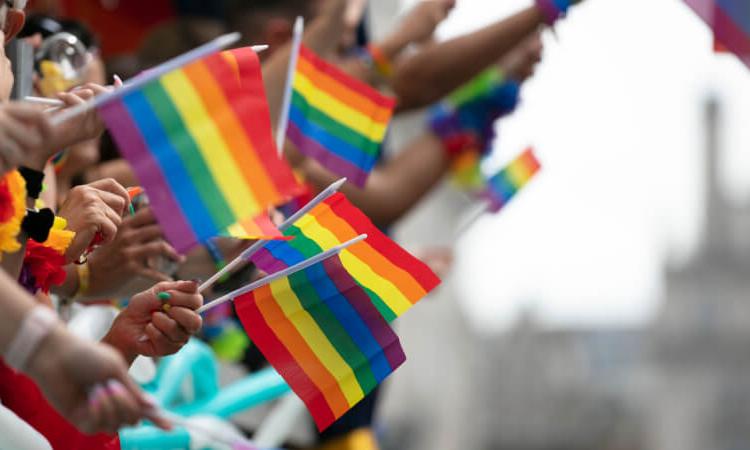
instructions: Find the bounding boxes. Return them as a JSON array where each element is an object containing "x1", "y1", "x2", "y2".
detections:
[
  {"x1": 392, "y1": 6, "x2": 544, "y2": 111},
  {"x1": 292, "y1": 133, "x2": 450, "y2": 227}
]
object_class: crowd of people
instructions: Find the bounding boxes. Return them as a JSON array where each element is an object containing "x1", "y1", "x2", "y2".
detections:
[{"x1": 0, "y1": 0, "x2": 583, "y2": 448}]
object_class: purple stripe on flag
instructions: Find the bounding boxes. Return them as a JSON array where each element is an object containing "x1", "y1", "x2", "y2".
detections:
[
  {"x1": 685, "y1": 0, "x2": 715, "y2": 21},
  {"x1": 252, "y1": 247, "x2": 292, "y2": 275},
  {"x1": 382, "y1": 338, "x2": 406, "y2": 372},
  {"x1": 99, "y1": 99, "x2": 197, "y2": 252},
  {"x1": 287, "y1": 122, "x2": 369, "y2": 187},
  {"x1": 479, "y1": 189, "x2": 506, "y2": 214},
  {"x1": 715, "y1": 5, "x2": 750, "y2": 67},
  {"x1": 322, "y1": 256, "x2": 405, "y2": 371}
]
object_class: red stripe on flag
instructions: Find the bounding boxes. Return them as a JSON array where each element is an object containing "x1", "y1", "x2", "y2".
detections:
[
  {"x1": 299, "y1": 46, "x2": 396, "y2": 110},
  {"x1": 234, "y1": 290, "x2": 337, "y2": 428},
  {"x1": 325, "y1": 194, "x2": 442, "y2": 294}
]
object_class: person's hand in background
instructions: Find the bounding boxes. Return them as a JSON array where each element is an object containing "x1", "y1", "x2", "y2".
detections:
[
  {"x1": 103, "y1": 280, "x2": 203, "y2": 363},
  {"x1": 81, "y1": 208, "x2": 185, "y2": 300},
  {"x1": 26, "y1": 324, "x2": 165, "y2": 434},
  {"x1": 392, "y1": 0, "x2": 456, "y2": 47},
  {"x1": 57, "y1": 178, "x2": 130, "y2": 263},
  {"x1": 50, "y1": 78, "x2": 122, "y2": 151},
  {"x1": 0, "y1": 103, "x2": 54, "y2": 174}
]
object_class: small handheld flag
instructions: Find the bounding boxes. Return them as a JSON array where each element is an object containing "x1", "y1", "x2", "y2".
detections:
[
  {"x1": 99, "y1": 46, "x2": 300, "y2": 252},
  {"x1": 251, "y1": 193, "x2": 441, "y2": 322},
  {"x1": 287, "y1": 45, "x2": 396, "y2": 187},
  {"x1": 480, "y1": 147, "x2": 541, "y2": 213},
  {"x1": 234, "y1": 254, "x2": 406, "y2": 431},
  {"x1": 199, "y1": 178, "x2": 348, "y2": 293}
]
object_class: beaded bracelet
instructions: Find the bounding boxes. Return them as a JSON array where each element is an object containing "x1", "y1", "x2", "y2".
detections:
[{"x1": 74, "y1": 262, "x2": 90, "y2": 299}]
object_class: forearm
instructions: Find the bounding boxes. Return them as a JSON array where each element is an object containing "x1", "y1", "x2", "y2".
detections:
[
  {"x1": 298, "y1": 133, "x2": 450, "y2": 227},
  {"x1": 392, "y1": 6, "x2": 543, "y2": 111},
  {"x1": 0, "y1": 270, "x2": 47, "y2": 354},
  {"x1": 1, "y1": 240, "x2": 26, "y2": 279}
]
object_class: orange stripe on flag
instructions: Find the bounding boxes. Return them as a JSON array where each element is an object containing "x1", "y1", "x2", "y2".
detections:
[
  {"x1": 296, "y1": 56, "x2": 393, "y2": 124},
  {"x1": 312, "y1": 202, "x2": 428, "y2": 303},
  {"x1": 183, "y1": 61, "x2": 278, "y2": 204},
  {"x1": 254, "y1": 284, "x2": 351, "y2": 417}
]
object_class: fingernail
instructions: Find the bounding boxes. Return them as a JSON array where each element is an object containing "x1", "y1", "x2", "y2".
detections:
[
  {"x1": 137, "y1": 335, "x2": 149, "y2": 343},
  {"x1": 191, "y1": 278, "x2": 203, "y2": 285},
  {"x1": 89, "y1": 385, "x2": 106, "y2": 407},
  {"x1": 106, "y1": 379, "x2": 126, "y2": 396},
  {"x1": 128, "y1": 203, "x2": 136, "y2": 216},
  {"x1": 114, "y1": 74, "x2": 123, "y2": 85},
  {"x1": 157, "y1": 292, "x2": 171, "y2": 301},
  {"x1": 162, "y1": 303, "x2": 172, "y2": 312},
  {"x1": 143, "y1": 393, "x2": 158, "y2": 407}
]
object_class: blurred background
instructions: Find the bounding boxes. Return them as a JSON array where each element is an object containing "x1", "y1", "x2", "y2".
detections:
[
  {"x1": 380, "y1": 1, "x2": 750, "y2": 450},
  {"x1": 24, "y1": 0, "x2": 750, "y2": 449}
]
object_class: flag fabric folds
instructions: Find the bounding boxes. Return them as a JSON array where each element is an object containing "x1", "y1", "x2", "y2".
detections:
[
  {"x1": 287, "y1": 45, "x2": 396, "y2": 187},
  {"x1": 234, "y1": 255, "x2": 405, "y2": 431},
  {"x1": 480, "y1": 147, "x2": 541, "y2": 213},
  {"x1": 251, "y1": 193, "x2": 441, "y2": 322},
  {"x1": 99, "y1": 47, "x2": 300, "y2": 252},
  {"x1": 684, "y1": 0, "x2": 750, "y2": 69}
]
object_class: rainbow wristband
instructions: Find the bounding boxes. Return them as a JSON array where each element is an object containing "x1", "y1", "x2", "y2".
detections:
[
  {"x1": 535, "y1": 0, "x2": 570, "y2": 26},
  {"x1": 367, "y1": 44, "x2": 394, "y2": 78}
]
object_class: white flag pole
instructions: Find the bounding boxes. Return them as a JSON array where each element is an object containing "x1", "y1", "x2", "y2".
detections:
[
  {"x1": 198, "y1": 177, "x2": 347, "y2": 293},
  {"x1": 197, "y1": 234, "x2": 367, "y2": 314},
  {"x1": 48, "y1": 34, "x2": 262, "y2": 126},
  {"x1": 275, "y1": 16, "x2": 305, "y2": 156},
  {"x1": 454, "y1": 200, "x2": 490, "y2": 238}
]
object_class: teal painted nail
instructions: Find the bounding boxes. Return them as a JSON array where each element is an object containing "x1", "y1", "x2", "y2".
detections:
[
  {"x1": 157, "y1": 292, "x2": 171, "y2": 301},
  {"x1": 129, "y1": 204, "x2": 136, "y2": 216}
]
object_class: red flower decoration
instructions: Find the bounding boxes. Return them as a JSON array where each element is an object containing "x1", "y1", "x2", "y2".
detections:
[
  {"x1": 24, "y1": 241, "x2": 67, "y2": 294},
  {"x1": 0, "y1": 178, "x2": 14, "y2": 222}
]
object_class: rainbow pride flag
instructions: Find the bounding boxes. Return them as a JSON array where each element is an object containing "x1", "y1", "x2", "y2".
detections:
[
  {"x1": 480, "y1": 147, "x2": 540, "y2": 213},
  {"x1": 251, "y1": 193, "x2": 440, "y2": 322},
  {"x1": 234, "y1": 254, "x2": 405, "y2": 431},
  {"x1": 685, "y1": 0, "x2": 750, "y2": 69},
  {"x1": 287, "y1": 45, "x2": 396, "y2": 187},
  {"x1": 100, "y1": 47, "x2": 300, "y2": 252}
]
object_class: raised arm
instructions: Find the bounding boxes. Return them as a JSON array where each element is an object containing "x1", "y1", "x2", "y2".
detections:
[{"x1": 391, "y1": 5, "x2": 545, "y2": 111}]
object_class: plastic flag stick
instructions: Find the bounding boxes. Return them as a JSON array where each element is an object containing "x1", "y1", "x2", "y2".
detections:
[
  {"x1": 198, "y1": 178, "x2": 347, "y2": 293},
  {"x1": 198, "y1": 234, "x2": 367, "y2": 314}
]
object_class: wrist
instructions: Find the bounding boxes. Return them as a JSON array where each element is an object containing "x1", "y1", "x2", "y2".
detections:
[
  {"x1": 26, "y1": 325, "x2": 67, "y2": 383},
  {"x1": 102, "y1": 318, "x2": 137, "y2": 365},
  {"x1": 8, "y1": 307, "x2": 63, "y2": 375},
  {"x1": 52, "y1": 264, "x2": 80, "y2": 299},
  {"x1": 376, "y1": 37, "x2": 406, "y2": 62}
]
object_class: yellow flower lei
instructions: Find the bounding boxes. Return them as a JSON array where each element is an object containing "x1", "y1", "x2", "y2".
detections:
[
  {"x1": 0, "y1": 171, "x2": 27, "y2": 258},
  {"x1": 42, "y1": 216, "x2": 76, "y2": 256}
]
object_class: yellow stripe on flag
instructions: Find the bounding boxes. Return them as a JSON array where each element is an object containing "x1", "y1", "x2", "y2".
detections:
[
  {"x1": 270, "y1": 276, "x2": 364, "y2": 406},
  {"x1": 294, "y1": 73, "x2": 388, "y2": 143},
  {"x1": 161, "y1": 71, "x2": 259, "y2": 216},
  {"x1": 295, "y1": 214, "x2": 413, "y2": 317}
]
